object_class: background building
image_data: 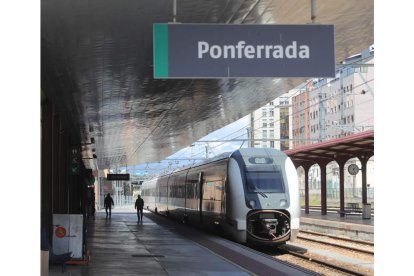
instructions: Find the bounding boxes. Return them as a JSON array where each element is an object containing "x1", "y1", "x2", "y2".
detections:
[
  {"x1": 295, "y1": 48, "x2": 374, "y2": 145},
  {"x1": 249, "y1": 90, "x2": 296, "y2": 150},
  {"x1": 248, "y1": 46, "x2": 374, "y2": 208},
  {"x1": 292, "y1": 88, "x2": 311, "y2": 148}
]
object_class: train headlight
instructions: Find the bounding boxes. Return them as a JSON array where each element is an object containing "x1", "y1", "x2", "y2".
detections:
[
  {"x1": 249, "y1": 200, "x2": 256, "y2": 208},
  {"x1": 279, "y1": 199, "x2": 287, "y2": 207}
]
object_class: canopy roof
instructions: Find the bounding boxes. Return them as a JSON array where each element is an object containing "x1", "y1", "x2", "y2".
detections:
[
  {"x1": 284, "y1": 130, "x2": 374, "y2": 167},
  {"x1": 41, "y1": 0, "x2": 374, "y2": 169}
]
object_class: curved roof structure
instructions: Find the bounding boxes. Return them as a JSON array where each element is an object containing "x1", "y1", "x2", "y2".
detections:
[
  {"x1": 285, "y1": 130, "x2": 374, "y2": 167},
  {"x1": 41, "y1": 0, "x2": 374, "y2": 169}
]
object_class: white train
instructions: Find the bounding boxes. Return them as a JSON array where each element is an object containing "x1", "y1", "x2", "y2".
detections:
[{"x1": 141, "y1": 148, "x2": 300, "y2": 245}]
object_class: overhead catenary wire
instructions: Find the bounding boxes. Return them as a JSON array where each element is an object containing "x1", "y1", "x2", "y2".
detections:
[
  {"x1": 146, "y1": 93, "x2": 374, "y2": 173},
  {"x1": 147, "y1": 56, "x2": 375, "y2": 167},
  {"x1": 173, "y1": 76, "x2": 373, "y2": 161},
  {"x1": 189, "y1": 80, "x2": 374, "y2": 158},
  {"x1": 196, "y1": 57, "x2": 374, "y2": 145},
  {"x1": 166, "y1": 56, "x2": 374, "y2": 161},
  {"x1": 213, "y1": 79, "x2": 371, "y2": 146}
]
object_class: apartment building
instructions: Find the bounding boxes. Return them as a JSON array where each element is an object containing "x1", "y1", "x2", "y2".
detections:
[
  {"x1": 294, "y1": 48, "x2": 374, "y2": 146},
  {"x1": 249, "y1": 91, "x2": 296, "y2": 150},
  {"x1": 249, "y1": 47, "x2": 374, "y2": 152}
]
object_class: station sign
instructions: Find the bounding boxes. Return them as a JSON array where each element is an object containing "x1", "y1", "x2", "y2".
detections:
[
  {"x1": 153, "y1": 23, "x2": 335, "y2": 78},
  {"x1": 107, "y1": 174, "x2": 130, "y2": 181},
  {"x1": 70, "y1": 147, "x2": 80, "y2": 175}
]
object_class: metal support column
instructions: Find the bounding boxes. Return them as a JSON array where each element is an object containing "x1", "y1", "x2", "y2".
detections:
[
  {"x1": 361, "y1": 157, "x2": 368, "y2": 205},
  {"x1": 52, "y1": 110, "x2": 60, "y2": 212},
  {"x1": 58, "y1": 129, "x2": 69, "y2": 213},
  {"x1": 310, "y1": 0, "x2": 316, "y2": 23},
  {"x1": 41, "y1": 99, "x2": 53, "y2": 243},
  {"x1": 320, "y1": 164, "x2": 327, "y2": 215},
  {"x1": 337, "y1": 159, "x2": 347, "y2": 217},
  {"x1": 304, "y1": 167, "x2": 310, "y2": 214}
]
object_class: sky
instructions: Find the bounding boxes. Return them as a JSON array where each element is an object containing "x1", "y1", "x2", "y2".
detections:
[{"x1": 170, "y1": 115, "x2": 251, "y2": 158}]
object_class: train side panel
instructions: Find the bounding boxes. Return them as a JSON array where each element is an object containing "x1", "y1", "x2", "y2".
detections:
[
  {"x1": 168, "y1": 170, "x2": 188, "y2": 220},
  {"x1": 184, "y1": 168, "x2": 203, "y2": 225},
  {"x1": 142, "y1": 178, "x2": 157, "y2": 212},
  {"x1": 141, "y1": 148, "x2": 300, "y2": 247},
  {"x1": 224, "y1": 158, "x2": 248, "y2": 243},
  {"x1": 199, "y1": 159, "x2": 227, "y2": 229}
]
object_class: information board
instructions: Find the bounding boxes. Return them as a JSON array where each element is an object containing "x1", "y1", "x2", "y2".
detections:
[{"x1": 107, "y1": 174, "x2": 130, "y2": 181}]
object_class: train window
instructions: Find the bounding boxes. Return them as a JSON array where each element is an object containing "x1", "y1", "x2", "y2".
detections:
[
  {"x1": 248, "y1": 157, "x2": 273, "y2": 164},
  {"x1": 186, "y1": 183, "x2": 194, "y2": 198},
  {"x1": 245, "y1": 171, "x2": 285, "y2": 193}
]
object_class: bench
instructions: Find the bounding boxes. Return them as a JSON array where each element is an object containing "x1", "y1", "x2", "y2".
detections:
[{"x1": 338, "y1": 203, "x2": 362, "y2": 217}]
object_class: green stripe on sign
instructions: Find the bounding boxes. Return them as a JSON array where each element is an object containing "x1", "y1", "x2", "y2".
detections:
[{"x1": 154, "y1": 24, "x2": 169, "y2": 78}]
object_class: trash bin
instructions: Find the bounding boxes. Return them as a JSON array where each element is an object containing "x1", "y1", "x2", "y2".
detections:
[{"x1": 362, "y1": 203, "x2": 371, "y2": 219}]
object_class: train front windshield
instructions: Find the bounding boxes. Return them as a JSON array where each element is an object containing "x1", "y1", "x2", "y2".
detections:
[{"x1": 245, "y1": 170, "x2": 285, "y2": 193}]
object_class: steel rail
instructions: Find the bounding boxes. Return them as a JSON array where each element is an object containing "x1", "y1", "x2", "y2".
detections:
[
  {"x1": 280, "y1": 248, "x2": 370, "y2": 276},
  {"x1": 299, "y1": 230, "x2": 374, "y2": 246},
  {"x1": 296, "y1": 235, "x2": 374, "y2": 255}
]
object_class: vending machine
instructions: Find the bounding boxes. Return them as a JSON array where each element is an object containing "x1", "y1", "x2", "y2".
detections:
[{"x1": 52, "y1": 214, "x2": 83, "y2": 258}]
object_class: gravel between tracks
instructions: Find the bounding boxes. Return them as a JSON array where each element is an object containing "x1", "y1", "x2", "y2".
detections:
[
  {"x1": 275, "y1": 251, "x2": 374, "y2": 276},
  {"x1": 294, "y1": 238, "x2": 374, "y2": 263},
  {"x1": 275, "y1": 254, "x2": 355, "y2": 276}
]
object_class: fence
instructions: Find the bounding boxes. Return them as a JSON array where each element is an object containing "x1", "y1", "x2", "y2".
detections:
[{"x1": 300, "y1": 187, "x2": 374, "y2": 206}]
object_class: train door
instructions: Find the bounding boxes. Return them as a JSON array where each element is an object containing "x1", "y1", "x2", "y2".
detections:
[
  {"x1": 166, "y1": 175, "x2": 173, "y2": 215},
  {"x1": 184, "y1": 170, "x2": 190, "y2": 219},
  {"x1": 198, "y1": 172, "x2": 204, "y2": 224},
  {"x1": 221, "y1": 178, "x2": 227, "y2": 218}
]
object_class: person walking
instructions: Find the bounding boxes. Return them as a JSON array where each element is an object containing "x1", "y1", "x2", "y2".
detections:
[
  {"x1": 135, "y1": 195, "x2": 144, "y2": 222},
  {"x1": 104, "y1": 193, "x2": 114, "y2": 218}
]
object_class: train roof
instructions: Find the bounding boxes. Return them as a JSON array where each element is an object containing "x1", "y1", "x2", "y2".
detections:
[
  {"x1": 167, "y1": 151, "x2": 232, "y2": 175},
  {"x1": 146, "y1": 148, "x2": 287, "y2": 181}
]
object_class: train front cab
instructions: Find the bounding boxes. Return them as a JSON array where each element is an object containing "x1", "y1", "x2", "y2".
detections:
[
  {"x1": 246, "y1": 209, "x2": 292, "y2": 244},
  {"x1": 226, "y1": 148, "x2": 300, "y2": 246}
]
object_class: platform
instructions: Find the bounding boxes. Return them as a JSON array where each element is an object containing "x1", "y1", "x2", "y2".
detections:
[
  {"x1": 49, "y1": 210, "x2": 316, "y2": 275},
  {"x1": 300, "y1": 210, "x2": 374, "y2": 242}
]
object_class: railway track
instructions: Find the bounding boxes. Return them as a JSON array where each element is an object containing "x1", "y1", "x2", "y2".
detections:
[
  {"x1": 279, "y1": 247, "x2": 369, "y2": 276},
  {"x1": 300, "y1": 230, "x2": 374, "y2": 246},
  {"x1": 149, "y1": 212, "x2": 373, "y2": 275},
  {"x1": 297, "y1": 230, "x2": 374, "y2": 255},
  {"x1": 252, "y1": 230, "x2": 374, "y2": 275},
  {"x1": 253, "y1": 243, "x2": 372, "y2": 276}
]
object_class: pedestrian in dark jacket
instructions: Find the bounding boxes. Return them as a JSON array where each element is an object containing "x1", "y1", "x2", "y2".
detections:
[
  {"x1": 135, "y1": 195, "x2": 144, "y2": 222},
  {"x1": 104, "y1": 193, "x2": 114, "y2": 218}
]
